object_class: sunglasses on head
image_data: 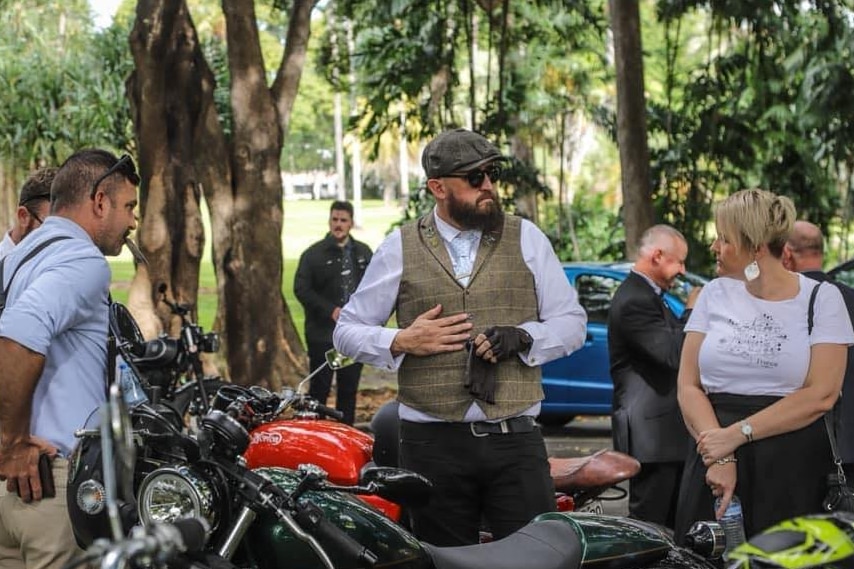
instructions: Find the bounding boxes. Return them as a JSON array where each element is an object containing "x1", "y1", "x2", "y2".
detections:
[
  {"x1": 20, "y1": 194, "x2": 50, "y2": 225},
  {"x1": 90, "y1": 154, "x2": 140, "y2": 199},
  {"x1": 444, "y1": 164, "x2": 503, "y2": 188}
]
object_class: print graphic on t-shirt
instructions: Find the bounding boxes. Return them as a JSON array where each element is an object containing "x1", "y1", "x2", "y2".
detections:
[{"x1": 718, "y1": 313, "x2": 787, "y2": 368}]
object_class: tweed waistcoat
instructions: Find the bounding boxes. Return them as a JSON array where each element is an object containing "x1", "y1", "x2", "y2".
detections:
[{"x1": 396, "y1": 213, "x2": 542, "y2": 420}]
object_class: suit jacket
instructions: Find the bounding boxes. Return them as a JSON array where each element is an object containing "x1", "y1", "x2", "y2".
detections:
[
  {"x1": 802, "y1": 270, "x2": 854, "y2": 463},
  {"x1": 608, "y1": 271, "x2": 690, "y2": 463}
]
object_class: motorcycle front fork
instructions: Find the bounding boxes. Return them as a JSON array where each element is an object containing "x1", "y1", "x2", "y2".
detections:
[{"x1": 217, "y1": 507, "x2": 257, "y2": 560}]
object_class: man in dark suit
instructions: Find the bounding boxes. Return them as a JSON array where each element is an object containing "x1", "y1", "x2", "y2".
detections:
[
  {"x1": 784, "y1": 220, "x2": 854, "y2": 480},
  {"x1": 608, "y1": 224, "x2": 698, "y2": 528}
]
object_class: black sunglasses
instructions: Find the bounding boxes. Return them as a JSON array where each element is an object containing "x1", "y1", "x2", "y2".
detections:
[
  {"x1": 20, "y1": 194, "x2": 50, "y2": 225},
  {"x1": 25, "y1": 207, "x2": 44, "y2": 225},
  {"x1": 444, "y1": 164, "x2": 503, "y2": 188},
  {"x1": 90, "y1": 154, "x2": 140, "y2": 199}
]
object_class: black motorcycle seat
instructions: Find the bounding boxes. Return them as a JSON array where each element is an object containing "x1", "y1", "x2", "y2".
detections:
[{"x1": 423, "y1": 519, "x2": 582, "y2": 569}]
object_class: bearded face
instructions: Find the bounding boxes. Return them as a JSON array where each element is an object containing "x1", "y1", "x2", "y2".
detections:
[{"x1": 446, "y1": 186, "x2": 504, "y2": 232}]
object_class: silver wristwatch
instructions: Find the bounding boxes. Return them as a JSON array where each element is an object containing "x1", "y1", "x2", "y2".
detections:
[{"x1": 740, "y1": 420, "x2": 754, "y2": 443}]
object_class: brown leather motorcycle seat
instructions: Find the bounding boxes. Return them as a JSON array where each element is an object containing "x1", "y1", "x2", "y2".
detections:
[{"x1": 549, "y1": 449, "x2": 640, "y2": 493}]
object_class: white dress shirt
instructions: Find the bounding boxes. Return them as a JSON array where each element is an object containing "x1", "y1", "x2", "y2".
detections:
[
  {"x1": 0, "y1": 230, "x2": 16, "y2": 261},
  {"x1": 333, "y1": 209, "x2": 588, "y2": 421}
]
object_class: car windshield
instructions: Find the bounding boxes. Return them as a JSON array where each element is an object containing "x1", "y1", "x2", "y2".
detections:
[{"x1": 668, "y1": 272, "x2": 708, "y2": 305}]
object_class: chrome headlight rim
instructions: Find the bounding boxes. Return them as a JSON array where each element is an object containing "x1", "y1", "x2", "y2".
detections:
[{"x1": 137, "y1": 465, "x2": 217, "y2": 532}]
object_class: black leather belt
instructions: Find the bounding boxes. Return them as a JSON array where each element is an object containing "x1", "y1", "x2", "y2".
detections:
[{"x1": 470, "y1": 415, "x2": 536, "y2": 437}]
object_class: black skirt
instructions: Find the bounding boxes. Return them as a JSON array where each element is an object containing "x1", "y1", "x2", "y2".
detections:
[{"x1": 674, "y1": 392, "x2": 832, "y2": 541}]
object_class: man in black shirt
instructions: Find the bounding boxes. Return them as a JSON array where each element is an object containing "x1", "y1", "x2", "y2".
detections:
[{"x1": 295, "y1": 201, "x2": 372, "y2": 424}]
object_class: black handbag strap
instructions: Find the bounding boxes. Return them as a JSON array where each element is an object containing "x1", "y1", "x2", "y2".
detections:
[
  {"x1": 808, "y1": 281, "x2": 848, "y2": 483},
  {"x1": 0, "y1": 235, "x2": 72, "y2": 315}
]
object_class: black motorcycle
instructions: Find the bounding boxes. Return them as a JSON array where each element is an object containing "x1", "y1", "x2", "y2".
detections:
[
  {"x1": 65, "y1": 384, "x2": 210, "y2": 569},
  {"x1": 68, "y1": 302, "x2": 728, "y2": 569},
  {"x1": 112, "y1": 284, "x2": 223, "y2": 419}
]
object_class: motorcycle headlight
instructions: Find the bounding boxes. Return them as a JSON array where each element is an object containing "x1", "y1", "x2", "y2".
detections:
[{"x1": 137, "y1": 466, "x2": 217, "y2": 531}]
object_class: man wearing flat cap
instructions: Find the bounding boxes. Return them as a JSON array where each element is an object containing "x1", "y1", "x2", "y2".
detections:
[
  {"x1": 334, "y1": 128, "x2": 587, "y2": 545},
  {"x1": 0, "y1": 168, "x2": 55, "y2": 260}
]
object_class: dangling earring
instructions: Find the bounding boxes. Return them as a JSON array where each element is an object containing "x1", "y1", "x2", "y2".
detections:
[{"x1": 744, "y1": 260, "x2": 760, "y2": 281}]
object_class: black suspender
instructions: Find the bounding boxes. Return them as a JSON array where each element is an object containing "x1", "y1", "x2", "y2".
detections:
[{"x1": 0, "y1": 236, "x2": 72, "y2": 316}]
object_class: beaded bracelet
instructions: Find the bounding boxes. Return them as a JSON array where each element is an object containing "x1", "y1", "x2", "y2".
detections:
[{"x1": 714, "y1": 457, "x2": 737, "y2": 465}]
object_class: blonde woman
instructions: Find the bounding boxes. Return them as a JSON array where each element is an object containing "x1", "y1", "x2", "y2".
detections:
[{"x1": 674, "y1": 189, "x2": 854, "y2": 539}]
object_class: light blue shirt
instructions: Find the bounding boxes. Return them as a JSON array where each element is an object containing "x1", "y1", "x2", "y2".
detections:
[
  {"x1": 0, "y1": 217, "x2": 110, "y2": 456},
  {"x1": 333, "y1": 209, "x2": 588, "y2": 422}
]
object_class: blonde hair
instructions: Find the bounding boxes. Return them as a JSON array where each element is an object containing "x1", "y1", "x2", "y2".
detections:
[{"x1": 714, "y1": 189, "x2": 796, "y2": 258}]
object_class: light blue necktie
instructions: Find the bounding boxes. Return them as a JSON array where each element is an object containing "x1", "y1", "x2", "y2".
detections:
[{"x1": 449, "y1": 231, "x2": 479, "y2": 287}]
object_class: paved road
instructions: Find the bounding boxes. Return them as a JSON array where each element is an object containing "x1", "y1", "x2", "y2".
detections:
[{"x1": 541, "y1": 415, "x2": 629, "y2": 517}]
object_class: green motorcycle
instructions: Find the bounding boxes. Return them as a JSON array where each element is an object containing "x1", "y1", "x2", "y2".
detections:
[
  {"x1": 69, "y1": 380, "x2": 726, "y2": 569},
  {"x1": 68, "y1": 303, "x2": 726, "y2": 569}
]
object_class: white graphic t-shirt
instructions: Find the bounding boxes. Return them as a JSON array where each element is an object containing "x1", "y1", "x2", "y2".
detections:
[{"x1": 686, "y1": 274, "x2": 854, "y2": 396}]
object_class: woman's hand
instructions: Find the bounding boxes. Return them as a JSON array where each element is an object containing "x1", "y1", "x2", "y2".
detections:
[
  {"x1": 706, "y1": 461, "x2": 737, "y2": 519},
  {"x1": 697, "y1": 425, "x2": 741, "y2": 465}
]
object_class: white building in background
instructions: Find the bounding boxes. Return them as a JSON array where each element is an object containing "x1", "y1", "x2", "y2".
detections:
[{"x1": 282, "y1": 171, "x2": 339, "y2": 201}]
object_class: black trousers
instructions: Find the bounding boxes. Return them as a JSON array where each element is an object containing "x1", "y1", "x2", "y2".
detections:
[
  {"x1": 307, "y1": 340, "x2": 363, "y2": 425},
  {"x1": 399, "y1": 420, "x2": 555, "y2": 546},
  {"x1": 675, "y1": 393, "x2": 831, "y2": 541},
  {"x1": 629, "y1": 461, "x2": 683, "y2": 529}
]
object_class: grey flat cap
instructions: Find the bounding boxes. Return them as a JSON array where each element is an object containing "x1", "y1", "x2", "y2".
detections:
[{"x1": 422, "y1": 128, "x2": 504, "y2": 179}]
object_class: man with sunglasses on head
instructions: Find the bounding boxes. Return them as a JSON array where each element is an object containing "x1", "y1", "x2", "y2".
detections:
[
  {"x1": 0, "y1": 149, "x2": 139, "y2": 569},
  {"x1": 0, "y1": 168, "x2": 56, "y2": 261},
  {"x1": 334, "y1": 128, "x2": 587, "y2": 546}
]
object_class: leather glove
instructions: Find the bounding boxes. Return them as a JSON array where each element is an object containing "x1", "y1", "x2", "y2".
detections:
[
  {"x1": 483, "y1": 326, "x2": 533, "y2": 361},
  {"x1": 464, "y1": 341, "x2": 497, "y2": 404}
]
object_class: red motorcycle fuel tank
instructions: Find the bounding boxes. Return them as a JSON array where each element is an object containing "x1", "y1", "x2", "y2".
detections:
[{"x1": 244, "y1": 419, "x2": 374, "y2": 485}]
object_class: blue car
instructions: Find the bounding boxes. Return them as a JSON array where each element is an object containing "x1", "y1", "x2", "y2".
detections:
[{"x1": 537, "y1": 262, "x2": 708, "y2": 427}]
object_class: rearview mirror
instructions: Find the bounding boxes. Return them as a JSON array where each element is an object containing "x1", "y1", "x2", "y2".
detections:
[
  {"x1": 324, "y1": 349, "x2": 355, "y2": 371},
  {"x1": 109, "y1": 302, "x2": 144, "y2": 355}
]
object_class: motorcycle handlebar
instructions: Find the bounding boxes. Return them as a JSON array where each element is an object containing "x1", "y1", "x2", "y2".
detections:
[
  {"x1": 167, "y1": 517, "x2": 209, "y2": 554},
  {"x1": 293, "y1": 502, "x2": 377, "y2": 568},
  {"x1": 78, "y1": 518, "x2": 209, "y2": 569},
  {"x1": 312, "y1": 402, "x2": 344, "y2": 422}
]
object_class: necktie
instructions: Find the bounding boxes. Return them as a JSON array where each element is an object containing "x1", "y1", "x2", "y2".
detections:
[{"x1": 449, "y1": 231, "x2": 479, "y2": 286}]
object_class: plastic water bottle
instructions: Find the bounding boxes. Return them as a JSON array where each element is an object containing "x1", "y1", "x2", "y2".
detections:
[
  {"x1": 715, "y1": 495, "x2": 746, "y2": 555},
  {"x1": 117, "y1": 357, "x2": 149, "y2": 408}
]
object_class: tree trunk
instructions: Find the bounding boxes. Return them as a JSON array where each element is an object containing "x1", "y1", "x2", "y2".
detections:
[
  {"x1": 127, "y1": 1, "x2": 206, "y2": 339},
  {"x1": 217, "y1": 0, "x2": 312, "y2": 388},
  {"x1": 609, "y1": 0, "x2": 654, "y2": 260},
  {"x1": 129, "y1": 0, "x2": 314, "y2": 389},
  {"x1": 511, "y1": 136, "x2": 538, "y2": 221}
]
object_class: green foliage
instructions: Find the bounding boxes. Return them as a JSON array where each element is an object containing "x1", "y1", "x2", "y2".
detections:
[
  {"x1": 203, "y1": 37, "x2": 233, "y2": 138},
  {"x1": 541, "y1": 192, "x2": 623, "y2": 263},
  {"x1": 647, "y1": 1, "x2": 854, "y2": 268},
  {"x1": 0, "y1": 1, "x2": 134, "y2": 169},
  {"x1": 282, "y1": 15, "x2": 335, "y2": 171}
]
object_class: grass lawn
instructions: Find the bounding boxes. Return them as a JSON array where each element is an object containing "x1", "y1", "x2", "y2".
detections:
[{"x1": 109, "y1": 199, "x2": 404, "y2": 342}]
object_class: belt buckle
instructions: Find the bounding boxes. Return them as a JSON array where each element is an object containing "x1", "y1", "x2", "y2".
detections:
[
  {"x1": 500, "y1": 420, "x2": 510, "y2": 434},
  {"x1": 470, "y1": 422, "x2": 489, "y2": 438}
]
